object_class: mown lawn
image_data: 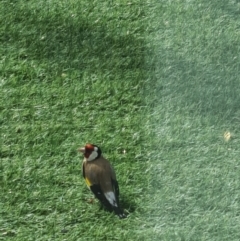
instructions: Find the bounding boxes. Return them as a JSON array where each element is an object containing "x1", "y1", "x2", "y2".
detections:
[{"x1": 1, "y1": 0, "x2": 240, "y2": 240}]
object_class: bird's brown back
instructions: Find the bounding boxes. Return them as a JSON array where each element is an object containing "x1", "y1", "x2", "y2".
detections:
[{"x1": 83, "y1": 156, "x2": 117, "y2": 192}]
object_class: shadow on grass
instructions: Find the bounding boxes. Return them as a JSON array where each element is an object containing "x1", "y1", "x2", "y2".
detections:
[
  {"x1": 83, "y1": 195, "x2": 137, "y2": 218},
  {"x1": 120, "y1": 195, "x2": 137, "y2": 214},
  {"x1": 61, "y1": 196, "x2": 136, "y2": 228},
  {"x1": 95, "y1": 195, "x2": 136, "y2": 218},
  {"x1": 1, "y1": 1, "x2": 145, "y2": 78}
]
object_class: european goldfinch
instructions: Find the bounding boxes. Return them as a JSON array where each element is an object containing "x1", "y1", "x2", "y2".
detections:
[{"x1": 78, "y1": 143, "x2": 126, "y2": 219}]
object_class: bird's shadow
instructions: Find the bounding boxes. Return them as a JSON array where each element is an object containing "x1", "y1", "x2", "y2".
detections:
[
  {"x1": 120, "y1": 195, "x2": 137, "y2": 213},
  {"x1": 99, "y1": 194, "x2": 136, "y2": 216},
  {"x1": 62, "y1": 195, "x2": 137, "y2": 231}
]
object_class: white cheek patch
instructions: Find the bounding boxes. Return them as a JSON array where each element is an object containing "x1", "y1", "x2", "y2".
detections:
[
  {"x1": 104, "y1": 191, "x2": 117, "y2": 207},
  {"x1": 87, "y1": 150, "x2": 98, "y2": 161}
]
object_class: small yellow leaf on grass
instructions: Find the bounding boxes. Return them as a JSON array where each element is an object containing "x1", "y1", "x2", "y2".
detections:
[{"x1": 224, "y1": 131, "x2": 231, "y2": 141}]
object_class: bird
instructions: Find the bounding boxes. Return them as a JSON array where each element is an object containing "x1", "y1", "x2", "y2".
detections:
[{"x1": 78, "y1": 143, "x2": 126, "y2": 219}]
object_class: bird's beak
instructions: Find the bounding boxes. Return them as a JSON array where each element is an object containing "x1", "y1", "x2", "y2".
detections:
[{"x1": 78, "y1": 147, "x2": 85, "y2": 153}]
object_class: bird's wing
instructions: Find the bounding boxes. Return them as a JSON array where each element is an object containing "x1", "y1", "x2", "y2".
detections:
[
  {"x1": 83, "y1": 160, "x2": 111, "y2": 207},
  {"x1": 90, "y1": 184, "x2": 112, "y2": 208},
  {"x1": 82, "y1": 161, "x2": 86, "y2": 178},
  {"x1": 82, "y1": 161, "x2": 91, "y2": 187}
]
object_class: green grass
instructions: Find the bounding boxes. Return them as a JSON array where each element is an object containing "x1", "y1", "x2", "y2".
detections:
[{"x1": 1, "y1": 0, "x2": 240, "y2": 240}]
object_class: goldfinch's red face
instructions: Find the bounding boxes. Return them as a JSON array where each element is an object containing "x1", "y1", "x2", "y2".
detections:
[{"x1": 78, "y1": 143, "x2": 101, "y2": 161}]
